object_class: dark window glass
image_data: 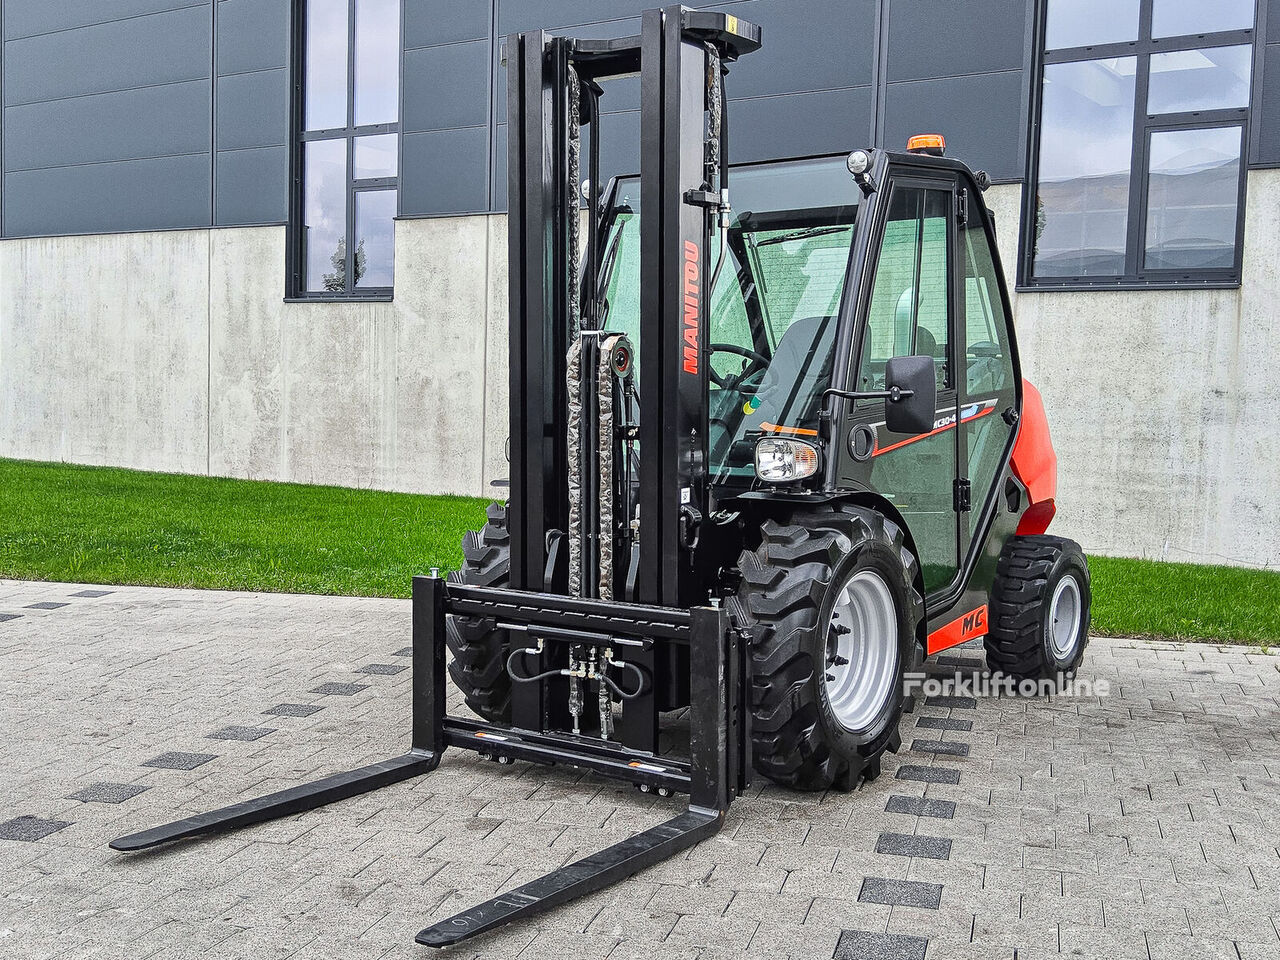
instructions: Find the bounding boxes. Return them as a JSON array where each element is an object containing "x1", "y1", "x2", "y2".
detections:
[
  {"x1": 859, "y1": 185, "x2": 958, "y2": 593},
  {"x1": 355, "y1": 190, "x2": 396, "y2": 287},
  {"x1": 1144, "y1": 126, "x2": 1242, "y2": 271},
  {"x1": 1045, "y1": 0, "x2": 1139, "y2": 50},
  {"x1": 354, "y1": 0, "x2": 400, "y2": 126},
  {"x1": 304, "y1": 139, "x2": 348, "y2": 292},
  {"x1": 354, "y1": 133, "x2": 397, "y2": 179},
  {"x1": 1151, "y1": 0, "x2": 1254, "y2": 39},
  {"x1": 293, "y1": 0, "x2": 399, "y2": 298},
  {"x1": 305, "y1": 0, "x2": 348, "y2": 130},
  {"x1": 1033, "y1": 58, "x2": 1136, "y2": 278},
  {"x1": 1148, "y1": 45, "x2": 1252, "y2": 115}
]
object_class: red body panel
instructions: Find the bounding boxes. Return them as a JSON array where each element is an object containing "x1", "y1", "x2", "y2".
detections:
[
  {"x1": 927, "y1": 604, "x2": 989, "y2": 655},
  {"x1": 1011, "y1": 380, "x2": 1057, "y2": 535}
]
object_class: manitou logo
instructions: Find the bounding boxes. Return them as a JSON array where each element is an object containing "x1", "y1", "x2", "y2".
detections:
[
  {"x1": 925, "y1": 603, "x2": 989, "y2": 655},
  {"x1": 682, "y1": 240, "x2": 700, "y2": 374}
]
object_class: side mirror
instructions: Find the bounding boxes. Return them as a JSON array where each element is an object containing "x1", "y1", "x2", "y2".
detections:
[{"x1": 883, "y1": 356, "x2": 937, "y2": 435}]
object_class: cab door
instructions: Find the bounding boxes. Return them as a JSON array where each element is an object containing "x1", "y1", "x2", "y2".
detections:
[
  {"x1": 957, "y1": 188, "x2": 1019, "y2": 557},
  {"x1": 841, "y1": 175, "x2": 963, "y2": 596}
]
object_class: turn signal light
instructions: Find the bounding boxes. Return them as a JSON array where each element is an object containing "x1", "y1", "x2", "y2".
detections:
[{"x1": 907, "y1": 134, "x2": 946, "y2": 156}]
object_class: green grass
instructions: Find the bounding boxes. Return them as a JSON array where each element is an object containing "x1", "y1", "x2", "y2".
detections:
[
  {"x1": 1087, "y1": 554, "x2": 1280, "y2": 647},
  {"x1": 0, "y1": 458, "x2": 488, "y2": 598},
  {"x1": 2, "y1": 458, "x2": 1278, "y2": 645}
]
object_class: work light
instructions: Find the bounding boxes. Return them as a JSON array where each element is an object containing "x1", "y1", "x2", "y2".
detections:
[{"x1": 755, "y1": 438, "x2": 819, "y2": 483}]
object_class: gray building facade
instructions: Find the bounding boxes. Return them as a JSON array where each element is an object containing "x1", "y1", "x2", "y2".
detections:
[{"x1": 1, "y1": 0, "x2": 1277, "y2": 569}]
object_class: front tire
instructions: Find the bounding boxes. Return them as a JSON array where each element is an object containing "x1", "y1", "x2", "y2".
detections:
[
  {"x1": 984, "y1": 535, "x2": 1091, "y2": 681},
  {"x1": 732, "y1": 505, "x2": 924, "y2": 792},
  {"x1": 445, "y1": 502, "x2": 513, "y2": 722}
]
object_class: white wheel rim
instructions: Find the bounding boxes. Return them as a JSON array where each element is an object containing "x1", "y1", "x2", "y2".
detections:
[
  {"x1": 1048, "y1": 575, "x2": 1083, "y2": 661},
  {"x1": 824, "y1": 569, "x2": 899, "y2": 734}
]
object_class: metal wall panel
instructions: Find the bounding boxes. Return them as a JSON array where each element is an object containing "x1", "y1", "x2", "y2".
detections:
[
  {"x1": 3, "y1": 0, "x2": 206, "y2": 41},
  {"x1": 4, "y1": 155, "x2": 212, "y2": 236},
  {"x1": 1255, "y1": 44, "x2": 1280, "y2": 164},
  {"x1": 405, "y1": 0, "x2": 490, "y2": 48},
  {"x1": 731, "y1": 86, "x2": 874, "y2": 163},
  {"x1": 885, "y1": 0, "x2": 1028, "y2": 81},
  {"x1": 704, "y1": 0, "x2": 874, "y2": 98},
  {"x1": 217, "y1": 70, "x2": 288, "y2": 151},
  {"x1": 216, "y1": 0, "x2": 290, "y2": 76},
  {"x1": 216, "y1": 145, "x2": 288, "y2": 224},
  {"x1": 3, "y1": 6, "x2": 211, "y2": 105},
  {"x1": 402, "y1": 39, "x2": 491, "y2": 133},
  {"x1": 400, "y1": 126, "x2": 490, "y2": 216},
  {"x1": 4, "y1": 80, "x2": 211, "y2": 171},
  {"x1": 883, "y1": 71, "x2": 1026, "y2": 181}
]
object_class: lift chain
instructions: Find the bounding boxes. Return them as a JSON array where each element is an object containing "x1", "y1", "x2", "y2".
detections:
[{"x1": 567, "y1": 63, "x2": 583, "y2": 338}]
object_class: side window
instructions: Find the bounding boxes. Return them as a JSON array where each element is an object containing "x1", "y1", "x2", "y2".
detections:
[
  {"x1": 961, "y1": 218, "x2": 1014, "y2": 395},
  {"x1": 857, "y1": 187, "x2": 951, "y2": 391}
]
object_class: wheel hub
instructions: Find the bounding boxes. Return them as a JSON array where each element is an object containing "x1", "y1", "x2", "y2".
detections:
[
  {"x1": 823, "y1": 569, "x2": 899, "y2": 734},
  {"x1": 1048, "y1": 574, "x2": 1083, "y2": 661}
]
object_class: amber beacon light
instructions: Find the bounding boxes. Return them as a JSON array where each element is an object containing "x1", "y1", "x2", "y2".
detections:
[{"x1": 907, "y1": 134, "x2": 946, "y2": 156}]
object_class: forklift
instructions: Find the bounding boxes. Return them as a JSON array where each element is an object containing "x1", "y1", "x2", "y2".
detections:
[{"x1": 110, "y1": 5, "x2": 1091, "y2": 948}]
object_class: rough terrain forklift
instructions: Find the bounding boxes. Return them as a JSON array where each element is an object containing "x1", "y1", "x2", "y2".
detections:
[{"x1": 110, "y1": 5, "x2": 1091, "y2": 948}]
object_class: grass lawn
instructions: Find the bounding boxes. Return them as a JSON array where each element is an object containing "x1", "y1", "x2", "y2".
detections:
[{"x1": 2, "y1": 458, "x2": 1277, "y2": 645}]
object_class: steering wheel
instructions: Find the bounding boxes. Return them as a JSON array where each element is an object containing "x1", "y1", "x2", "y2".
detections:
[{"x1": 708, "y1": 343, "x2": 769, "y2": 390}]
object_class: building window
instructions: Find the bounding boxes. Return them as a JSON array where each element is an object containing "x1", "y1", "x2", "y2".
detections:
[
  {"x1": 290, "y1": 0, "x2": 400, "y2": 299},
  {"x1": 1023, "y1": 0, "x2": 1255, "y2": 288}
]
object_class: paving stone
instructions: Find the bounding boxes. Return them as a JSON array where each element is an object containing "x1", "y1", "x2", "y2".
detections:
[
  {"x1": 833, "y1": 929, "x2": 928, "y2": 960},
  {"x1": 912, "y1": 739, "x2": 971, "y2": 757},
  {"x1": 0, "y1": 613, "x2": 20, "y2": 622},
  {"x1": 915, "y1": 716, "x2": 973, "y2": 732},
  {"x1": 24, "y1": 601, "x2": 69, "y2": 610},
  {"x1": 142, "y1": 751, "x2": 218, "y2": 770},
  {"x1": 207, "y1": 725, "x2": 276, "y2": 741},
  {"x1": 392, "y1": 646, "x2": 413, "y2": 657},
  {"x1": 925, "y1": 695, "x2": 977, "y2": 709},
  {"x1": 70, "y1": 589, "x2": 114, "y2": 597},
  {"x1": 66, "y1": 782, "x2": 151, "y2": 804},
  {"x1": 357, "y1": 663, "x2": 407, "y2": 675},
  {"x1": 894, "y1": 764, "x2": 961, "y2": 784},
  {"x1": 936, "y1": 655, "x2": 983, "y2": 669},
  {"x1": 264, "y1": 703, "x2": 325, "y2": 717},
  {"x1": 885, "y1": 795, "x2": 955, "y2": 819},
  {"x1": 858, "y1": 877, "x2": 943, "y2": 909},
  {"x1": 310, "y1": 682, "x2": 370, "y2": 696},
  {"x1": 0, "y1": 816, "x2": 71, "y2": 841},
  {"x1": 876, "y1": 832, "x2": 952, "y2": 860}
]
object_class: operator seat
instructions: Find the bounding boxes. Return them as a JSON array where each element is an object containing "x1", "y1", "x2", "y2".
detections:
[{"x1": 742, "y1": 315, "x2": 835, "y2": 430}]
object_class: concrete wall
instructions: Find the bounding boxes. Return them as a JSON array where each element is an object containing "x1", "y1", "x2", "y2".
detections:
[
  {"x1": 3, "y1": 177, "x2": 1278, "y2": 568},
  {"x1": 0, "y1": 218, "x2": 510, "y2": 498},
  {"x1": 984, "y1": 175, "x2": 1280, "y2": 569}
]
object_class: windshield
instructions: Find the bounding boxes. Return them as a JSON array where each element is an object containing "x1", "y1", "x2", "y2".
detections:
[{"x1": 598, "y1": 156, "x2": 861, "y2": 487}]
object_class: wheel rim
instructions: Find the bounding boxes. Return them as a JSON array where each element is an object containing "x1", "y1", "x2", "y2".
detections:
[
  {"x1": 824, "y1": 569, "x2": 899, "y2": 734},
  {"x1": 1048, "y1": 575, "x2": 1083, "y2": 661}
]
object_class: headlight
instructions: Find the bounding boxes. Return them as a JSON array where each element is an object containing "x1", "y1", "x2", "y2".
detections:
[{"x1": 755, "y1": 438, "x2": 819, "y2": 483}]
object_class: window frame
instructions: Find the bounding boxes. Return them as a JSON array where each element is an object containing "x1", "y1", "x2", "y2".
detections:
[
  {"x1": 1019, "y1": 0, "x2": 1261, "y2": 291},
  {"x1": 286, "y1": 0, "x2": 401, "y2": 302}
]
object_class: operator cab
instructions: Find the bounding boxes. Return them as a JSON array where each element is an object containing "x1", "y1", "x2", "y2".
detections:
[{"x1": 596, "y1": 139, "x2": 1022, "y2": 604}]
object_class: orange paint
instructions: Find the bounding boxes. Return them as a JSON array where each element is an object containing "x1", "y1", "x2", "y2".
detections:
[{"x1": 927, "y1": 604, "x2": 988, "y2": 655}]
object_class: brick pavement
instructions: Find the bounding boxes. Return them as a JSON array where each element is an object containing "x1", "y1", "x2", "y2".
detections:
[{"x1": 1, "y1": 579, "x2": 1278, "y2": 960}]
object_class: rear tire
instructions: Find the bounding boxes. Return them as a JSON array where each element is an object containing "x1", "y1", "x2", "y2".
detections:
[
  {"x1": 445, "y1": 502, "x2": 513, "y2": 722},
  {"x1": 732, "y1": 504, "x2": 924, "y2": 792},
  {"x1": 984, "y1": 535, "x2": 1091, "y2": 681}
]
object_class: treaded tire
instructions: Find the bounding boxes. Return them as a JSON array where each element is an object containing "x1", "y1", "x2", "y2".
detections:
[
  {"x1": 984, "y1": 534, "x2": 1091, "y2": 681},
  {"x1": 731, "y1": 504, "x2": 924, "y2": 792},
  {"x1": 445, "y1": 501, "x2": 512, "y2": 722}
]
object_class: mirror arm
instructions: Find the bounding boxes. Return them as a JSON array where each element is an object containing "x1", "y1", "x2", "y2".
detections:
[{"x1": 821, "y1": 386, "x2": 915, "y2": 404}]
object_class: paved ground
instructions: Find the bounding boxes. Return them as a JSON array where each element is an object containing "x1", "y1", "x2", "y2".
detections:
[{"x1": 1, "y1": 579, "x2": 1278, "y2": 960}]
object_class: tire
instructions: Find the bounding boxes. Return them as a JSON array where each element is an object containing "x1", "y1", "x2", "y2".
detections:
[
  {"x1": 445, "y1": 501, "x2": 513, "y2": 722},
  {"x1": 984, "y1": 535, "x2": 1091, "y2": 681},
  {"x1": 732, "y1": 504, "x2": 924, "y2": 792}
]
